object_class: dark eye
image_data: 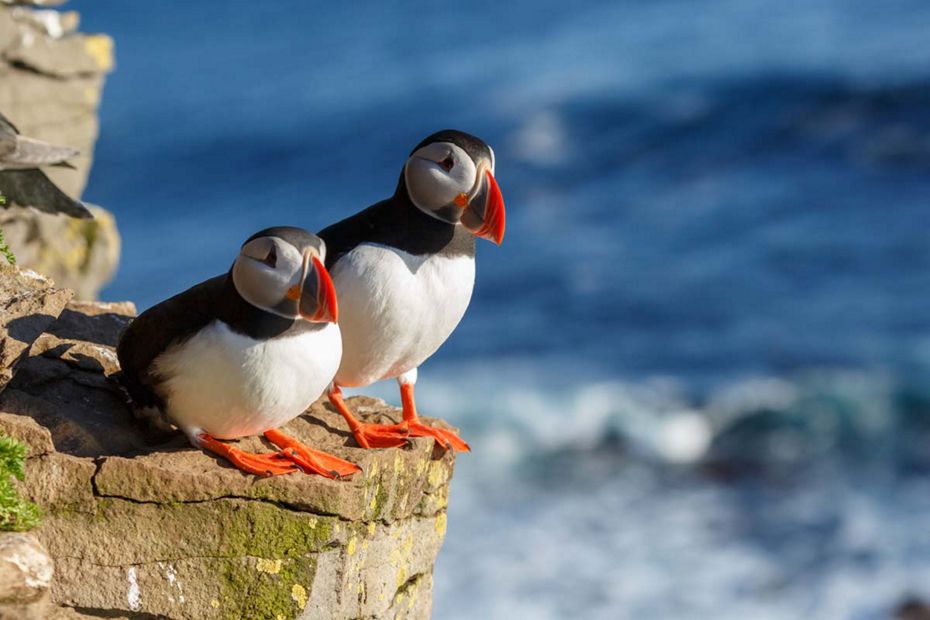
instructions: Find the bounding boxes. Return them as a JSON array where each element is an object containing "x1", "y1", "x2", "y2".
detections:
[
  {"x1": 439, "y1": 153, "x2": 455, "y2": 172},
  {"x1": 260, "y1": 244, "x2": 277, "y2": 268}
]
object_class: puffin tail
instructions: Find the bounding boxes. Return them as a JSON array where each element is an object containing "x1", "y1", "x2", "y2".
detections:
[{"x1": 109, "y1": 370, "x2": 176, "y2": 434}]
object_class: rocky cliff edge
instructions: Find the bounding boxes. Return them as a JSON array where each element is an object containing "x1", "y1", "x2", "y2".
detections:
[{"x1": 0, "y1": 264, "x2": 456, "y2": 619}]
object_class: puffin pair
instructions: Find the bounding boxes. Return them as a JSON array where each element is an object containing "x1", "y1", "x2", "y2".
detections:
[{"x1": 117, "y1": 130, "x2": 505, "y2": 477}]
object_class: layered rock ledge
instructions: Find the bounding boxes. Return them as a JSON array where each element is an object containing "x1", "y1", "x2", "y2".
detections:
[{"x1": 0, "y1": 268, "x2": 455, "y2": 619}]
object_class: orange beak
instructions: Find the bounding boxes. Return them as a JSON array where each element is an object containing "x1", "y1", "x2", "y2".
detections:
[
  {"x1": 460, "y1": 168, "x2": 506, "y2": 245},
  {"x1": 297, "y1": 255, "x2": 339, "y2": 323}
]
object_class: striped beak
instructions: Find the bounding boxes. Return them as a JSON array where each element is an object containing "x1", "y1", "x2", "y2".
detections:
[
  {"x1": 293, "y1": 254, "x2": 338, "y2": 323},
  {"x1": 459, "y1": 168, "x2": 505, "y2": 245}
]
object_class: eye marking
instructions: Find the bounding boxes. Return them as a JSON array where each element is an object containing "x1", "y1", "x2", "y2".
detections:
[
  {"x1": 259, "y1": 244, "x2": 277, "y2": 268},
  {"x1": 439, "y1": 152, "x2": 455, "y2": 172}
]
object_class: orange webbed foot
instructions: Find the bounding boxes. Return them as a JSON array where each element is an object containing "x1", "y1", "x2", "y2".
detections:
[
  {"x1": 264, "y1": 429, "x2": 361, "y2": 479},
  {"x1": 350, "y1": 423, "x2": 411, "y2": 450},
  {"x1": 198, "y1": 434, "x2": 299, "y2": 477},
  {"x1": 328, "y1": 386, "x2": 410, "y2": 449},
  {"x1": 403, "y1": 420, "x2": 471, "y2": 452},
  {"x1": 397, "y1": 382, "x2": 470, "y2": 452}
]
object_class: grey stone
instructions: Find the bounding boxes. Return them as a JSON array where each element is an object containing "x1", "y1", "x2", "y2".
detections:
[{"x1": 0, "y1": 532, "x2": 53, "y2": 620}]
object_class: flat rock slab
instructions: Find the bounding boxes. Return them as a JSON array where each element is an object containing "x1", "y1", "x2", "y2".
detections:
[{"x1": 0, "y1": 300, "x2": 457, "y2": 619}]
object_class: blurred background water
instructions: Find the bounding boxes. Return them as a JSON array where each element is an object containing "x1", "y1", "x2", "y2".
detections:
[{"x1": 73, "y1": 1, "x2": 930, "y2": 617}]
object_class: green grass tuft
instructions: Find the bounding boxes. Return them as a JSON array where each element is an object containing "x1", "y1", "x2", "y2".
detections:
[{"x1": 0, "y1": 436, "x2": 40, "y2": 531}]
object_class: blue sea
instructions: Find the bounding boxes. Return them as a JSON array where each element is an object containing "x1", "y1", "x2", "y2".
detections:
[{"x1": 73, "y1": 1, "x2": 930, "y2": 618}]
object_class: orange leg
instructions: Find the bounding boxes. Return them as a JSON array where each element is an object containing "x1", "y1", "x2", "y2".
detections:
[
  {"x1": 328, "y1": 385, "x2": 409, "y2": 449},
  {"x1": 197, "y1": 434, "x2": 298, "y2": 477},
  {"x1": 398, "y1": 383, "x2": 470, "y2": 452},
  {"x1": 264, "y1": 429, "x2": 361, "y2": 479}
]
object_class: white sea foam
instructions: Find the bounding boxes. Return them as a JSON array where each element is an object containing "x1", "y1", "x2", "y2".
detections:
[{"x1": 347, "y1": 360, "x2": 930, "y2": 617}]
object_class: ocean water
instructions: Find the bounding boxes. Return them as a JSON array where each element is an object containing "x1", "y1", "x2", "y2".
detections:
[{"x1": 72, "y1": 1, "x2": 930, "y2": 617}]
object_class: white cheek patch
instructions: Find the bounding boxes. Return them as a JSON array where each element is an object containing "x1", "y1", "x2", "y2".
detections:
[
  {"x1": 233, "y1": 261, "x2": 282, "y2": 311},
  {"x1": 276, "y1": 244, "x2": 305, "y2": 290},
  {"x1": 405, "y1": 143, "x2": 477, "y2": 213},
  {"x1": 231, "y1": 240, "x2": 304, "y2": 316},
  {"x1": 426, "y1": 165, "x2": 467, "y2": 204}
]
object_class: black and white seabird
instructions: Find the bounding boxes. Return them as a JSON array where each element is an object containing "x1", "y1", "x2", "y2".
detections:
[
  {"x1": 318, "y1": 129, "x2": 506, "y2": 452},
  {"x1": 116, "y1": 226, "x2": 358, "y2": 478},
  {"x1": 0, "y1": 112, "x2": 93, "y2": 219}
]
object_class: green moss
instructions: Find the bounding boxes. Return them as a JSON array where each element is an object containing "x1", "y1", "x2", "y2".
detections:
[
  {"x1": 85, "y1": 498, "x2": 337, "y2": 559},
  {"x1": 219, "y1": 555, "x2": 317, "y2": 620},
  {"x1": 363, "y1": 468, "x2": 391, "y2": 521},
  {"x1": 83, "y1": 499, "x2": 339, "y2": 618},
  {"x1": 218, "y1": 502, "x2": 335, "y2": 559},
  {"x1": 374, "y1": 482, "x2": 390, "y2": 520},
  {"x1": 392, "y1": 571, "x2": 426, "y2": 609},
  {"x1": 0, "y1": 436, "x2": 39, "y2": 530},
  {"x1": 210, "y1": 503, "x2": 335, "y2": 619}
]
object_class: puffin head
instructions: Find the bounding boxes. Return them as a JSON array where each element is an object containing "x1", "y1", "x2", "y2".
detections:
[
  {"x1": 402, "y1": 129, "x2": 506, "y2": 245},
  {"x1": 232, "y1": 226, "x2": 338, "y2": 323}
]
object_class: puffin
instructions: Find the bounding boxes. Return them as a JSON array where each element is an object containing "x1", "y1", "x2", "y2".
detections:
[
  {"x1": 318, "y1": 129, "x2": 505, "y2": 452},
  {"x1": 116, "y1": 226, "x2": 359, "y2": 478},
  {"x1": 0, "y1": 112, "x2": 93, "y2": 219}
]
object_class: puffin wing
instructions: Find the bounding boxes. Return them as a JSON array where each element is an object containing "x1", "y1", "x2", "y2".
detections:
[
  {"x1": 0, "y1": 168, "x2": 93, "y2": 219},
  {"x1": 116, "y1": 276, "x2": 224, "y2": 410}
]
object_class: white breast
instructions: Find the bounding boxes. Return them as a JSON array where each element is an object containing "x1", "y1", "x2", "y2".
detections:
[
  {"x1": 331, "y1": 243, "x2": 475, "y2": 387},
  {"x1": 153, "y1": 320, "x2": 342, "y2": 439}
]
